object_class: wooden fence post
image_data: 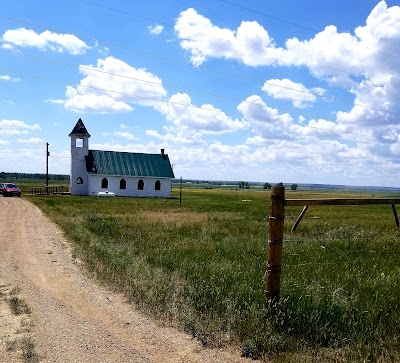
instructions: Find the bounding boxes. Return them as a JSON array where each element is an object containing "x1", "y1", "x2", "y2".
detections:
[{"x1": 266, "y1": 184, "x2": 285, "y2": 304}]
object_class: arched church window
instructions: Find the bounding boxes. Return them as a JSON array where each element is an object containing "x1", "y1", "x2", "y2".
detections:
[
  {"x1": 101, "y1": 178, "x2": 108, "y2": 189},
  {"x1": 155, "y1": 180, "x2": 161, "y2": 191},
  {"x1": 138, "y1": 179, "x2": 144, "y2": 190},
  {"x1": 77, "y1": 177, "x2": 83, "y2": 184},
  {"x1": 120, "y1": 179, "x2": 126, "y2": 189}
]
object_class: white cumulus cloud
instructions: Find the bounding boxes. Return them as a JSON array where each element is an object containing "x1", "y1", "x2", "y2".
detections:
[
  {"x1": 262, "y1": 79, "x2": 325, "y2": 108},
  {"x1": 0, "y1": 75, "x2": 20, "y2": 82},
  {"x1": 113, "y1": 131, "x2": 137, "y2": 140},
  {"x1": 0, "y1": 120, "x2": 40, "y2": 136},
  {"x1": 17, "y1": 137, "x2": 45, "y2": 144},
  {"x1": 174, "y1": 2, "x2": 400, "y2": 168},
  {"x1": 0, "y1": 119, "x2": 40, "y2": 131},
  {"x1": 149, "y1": 24, "x2": 164, "y2": 35},
  {"x1": 2, "y1": 28, "x2": 89, "y2": 55},
  {"x1": 155, "y1": 92, "x2": 248, "y2": 135},
  {"x1": 237, "y1": 95, "x2": 293, "y2": 140},
  {"x1": 175, "y1": 8, "x2": 281, "y2": 67},
  {"x1": 58, "y1": 57, "x2": 167, "y2": 113}
]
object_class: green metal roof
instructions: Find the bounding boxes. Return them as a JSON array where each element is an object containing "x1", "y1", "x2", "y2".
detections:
[{"x1": 86, "y1": 150, "x2": 174, "y2": 178}]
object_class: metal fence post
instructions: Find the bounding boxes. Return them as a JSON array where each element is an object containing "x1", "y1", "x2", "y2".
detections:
[{"x1": 266, "y1": 184, "x2": 285, "y2": 304}]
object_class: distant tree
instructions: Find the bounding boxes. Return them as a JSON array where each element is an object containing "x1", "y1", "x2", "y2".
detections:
[
  {"x1": 291, "y1": 183, "x2": 298, "y2": 190},
  {"x1": 0, "y1": 172, "x2": 69, "y2": 181},
  {"x1": 263, "y1": 183, "x2": 272, "y2": 189},
  {"x1": 238, "y1": 181, "x2": 250, "y2": 189}
]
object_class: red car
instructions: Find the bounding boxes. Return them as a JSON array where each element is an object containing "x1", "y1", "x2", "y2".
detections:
[{"x1": 0, "y1": 183, "x2": 21, "y2": 197}]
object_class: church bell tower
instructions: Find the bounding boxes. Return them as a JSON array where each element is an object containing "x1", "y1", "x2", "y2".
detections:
[{"x1": 69, "y1": 118, "x2": 90, "y2": 195}]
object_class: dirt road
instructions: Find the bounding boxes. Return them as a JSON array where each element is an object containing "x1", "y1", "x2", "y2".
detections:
[{"x1": 0, "y1": 197, "x2": 252, "y2": 362}]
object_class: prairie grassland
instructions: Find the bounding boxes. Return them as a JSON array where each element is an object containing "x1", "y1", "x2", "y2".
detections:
[{"x1": 27, "y1": 187, "x2": 400, "y2": 362}]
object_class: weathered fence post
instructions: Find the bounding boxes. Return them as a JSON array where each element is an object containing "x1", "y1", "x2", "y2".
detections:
[{"x1": 265, "y1": 184, "x2": 285, "y2": 304}]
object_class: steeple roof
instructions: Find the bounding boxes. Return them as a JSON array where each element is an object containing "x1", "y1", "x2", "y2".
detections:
[{"x1": 69, "y1": 118, "x2": 91, "y2": 137}]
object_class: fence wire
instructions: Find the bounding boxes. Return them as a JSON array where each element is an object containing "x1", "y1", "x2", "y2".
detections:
[{"x1": 280, "y1": 207, "x2": 398, "y2": 276}]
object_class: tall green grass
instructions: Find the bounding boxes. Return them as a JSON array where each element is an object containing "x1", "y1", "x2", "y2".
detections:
[{"x1": 28, "y1": 188, "x2": 400, "y2": 362}]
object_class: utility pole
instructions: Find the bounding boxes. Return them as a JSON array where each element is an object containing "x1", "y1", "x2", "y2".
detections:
[
  {"x1": 46, "y1": 143, "x2": 49, "y2": 191},
  {"x1": 180, "y1": 176, "x2": 182, "y2": 207}
]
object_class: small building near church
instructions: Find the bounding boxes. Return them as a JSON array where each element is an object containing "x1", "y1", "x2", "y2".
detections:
[{"x1": 69, "y1": 118, "x2": 174, "y2": 197}]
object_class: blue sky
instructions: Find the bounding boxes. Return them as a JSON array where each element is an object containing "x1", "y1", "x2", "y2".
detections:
[{"x1": 1, "y1": 0, "x2": 400, "y2": 186}]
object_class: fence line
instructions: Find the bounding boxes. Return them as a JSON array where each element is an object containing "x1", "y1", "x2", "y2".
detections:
[
  {"x1": 28, "y1": 185, "x2": 70, "y2": 195},
  {"x1": 285, "y1": 198, "x2": 400, "y2": 206},
  {"x1": 265, "y1": 184, "x2": 400, "y2": 304}
]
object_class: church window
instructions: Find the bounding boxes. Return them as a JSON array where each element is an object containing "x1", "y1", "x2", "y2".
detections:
[
  {"x1": 77, "y1": 177, "x2": 83, "y2": 184},
  {"x1": 76, "y1": 138, "x2": 83, "y2": 148},
  {"x1": 138, "y1": 179, "x2": 144, "y2": 190},
  {"x1": 155, "y1": 180, "x2": 161, "y2": 191},
  {"x1": 101, "y1": 178, "x2": 108, "y2": 188},
  {"x1": 120, "y1": 179, "x2": 126, "y2": 189}
]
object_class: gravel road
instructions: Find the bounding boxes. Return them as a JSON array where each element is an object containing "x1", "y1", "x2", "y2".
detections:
[{"x1": 0, "y1": 197, "x2": 254, "y2": 362}]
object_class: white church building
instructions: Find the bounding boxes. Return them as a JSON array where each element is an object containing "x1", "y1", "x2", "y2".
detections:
[{"x1": 69, "y1": 118, "x2": 174, "y2": 197}]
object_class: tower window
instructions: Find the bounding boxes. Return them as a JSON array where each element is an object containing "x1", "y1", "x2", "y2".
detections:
[
  {"x1": 77, "y1": 177, "x2": 83, "y2": 184},
  {"x1": 101, "y1": 178, "x2": 108, "y2": 189},
  {"x1": 76, "y1": 138, "x2": 83, "y2": 148}
]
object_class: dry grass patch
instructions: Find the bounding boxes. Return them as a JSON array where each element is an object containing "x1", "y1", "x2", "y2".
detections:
[
  {"x1": 138, "y1": 210, "x2": 242, "y2": 226},
  {"x1": 139, "y1": 210, "x2": 209, "y2": 226},
  {"x1": 0, "y1": 281, "x2": 37, "y2": 362}
]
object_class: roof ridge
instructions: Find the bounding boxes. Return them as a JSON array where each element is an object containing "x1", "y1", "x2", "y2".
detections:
[{"x1": 90, "y1": 149, "x2": 168, "y2": 156}]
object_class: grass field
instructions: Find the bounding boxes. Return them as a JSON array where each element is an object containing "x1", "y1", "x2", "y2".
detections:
[{"x1": 25, "y1": 186, "x2": 400, "y2": 362}]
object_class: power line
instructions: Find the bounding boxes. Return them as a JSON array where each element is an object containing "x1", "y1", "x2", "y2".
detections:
[
  {"x1": 70, "y1": 2, "x2": 400, "y2": 118},
  {"x1": 1, "y1": 47, "x2": 320, "y2": 113},
  {"x1": 216, "y1": 0, "x2": 400, "y2": 62},
  {"x1": 76, "y1": 0, "x2": 306, "y2": 57},
  {"x1": 77, "y1": 0, "x2": 400, "y2": 64},
  {"x1": 0, "y1": 14, "x2": 332, "y2": 89},
  {"x1": 1, "y1": 13, "x2": 400, "y2": 119},
  {"x1": 1, "y1": 67, "x2": 383, "y2": 141},
  {"x1": 3, "y1": 47, "x2": 400, "y2": 130},
  {"x1": 216, "y1": 0, "x2": 319, "y2": 34},
  {"x1": 0, "y1": 15, "x2": 399, "y2": 154},
  {"x1": 49, "y1": 156, "x2": 70, "y2": 159}
]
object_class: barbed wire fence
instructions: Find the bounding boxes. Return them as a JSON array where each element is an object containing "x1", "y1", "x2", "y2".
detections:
[{"x1": 265, "y1": 184, "x2": 400, "y2": 304}]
